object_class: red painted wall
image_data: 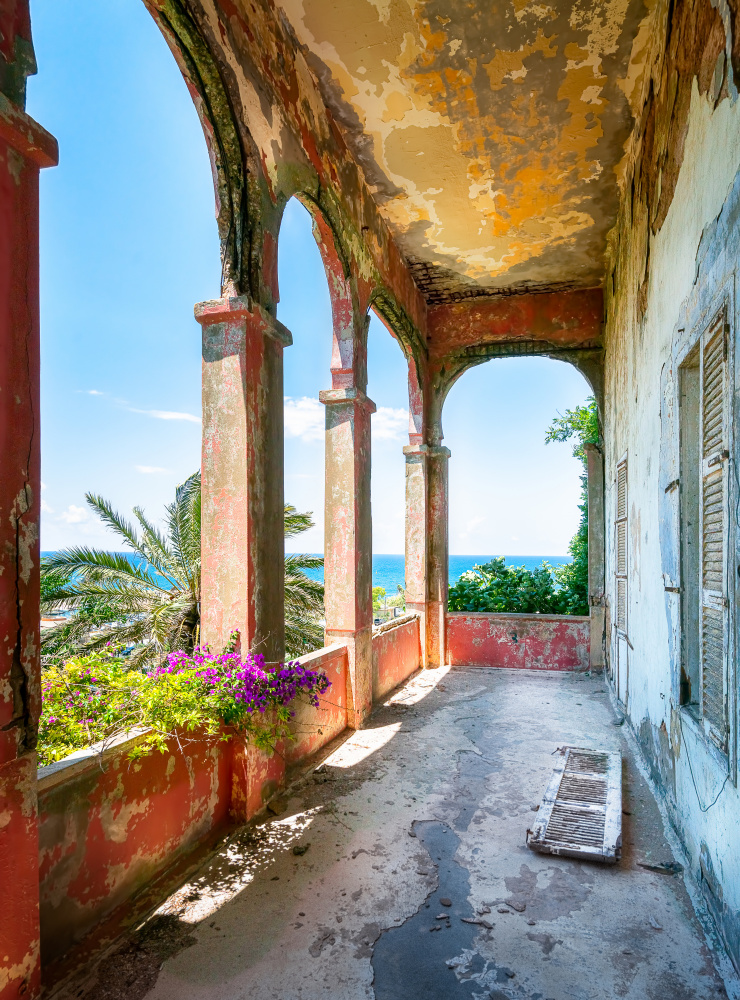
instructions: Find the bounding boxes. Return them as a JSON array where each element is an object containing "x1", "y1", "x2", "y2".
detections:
[
  {"x1": 372, "y1": 616, "x2": 421, "y2": 701},
  {"x1": 446, "y1": 612, "x2": 590, "y2": 671},
  {"x1": 35, "y1": 643, "x2": 349, "y2": 971},
  {"x1": 37, "y1": 733, "x2": 233, "y2": 967},
  {"x1": 286, "y1": 644, "x2": 348, "y2": 764},
  {"x1": 0, "y1": 80, "x2": 58, "y2": 1000}
]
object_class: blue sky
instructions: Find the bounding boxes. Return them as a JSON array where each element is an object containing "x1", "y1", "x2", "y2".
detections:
[{"x1": 28, "y1": 0, "x2": 590, "y2": 556}]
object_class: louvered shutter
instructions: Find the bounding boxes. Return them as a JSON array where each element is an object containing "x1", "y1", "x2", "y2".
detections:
[
  {"x1": 615, "y1": 461, "x2": 628, "y2": 633},
  {"x1": 700, "y1": 314, "x2": 729, "y2": 751}
]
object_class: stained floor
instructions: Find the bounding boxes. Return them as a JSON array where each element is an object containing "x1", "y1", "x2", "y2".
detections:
[{"x1": 65, "y1": 667, "x2": 739, "y2": 1000}]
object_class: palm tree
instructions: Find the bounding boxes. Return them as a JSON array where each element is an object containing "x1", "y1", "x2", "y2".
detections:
[
  {"x1": 284, "y1": 507, "x2": 325, "y2": 657},
  {"x1": 41, "y1": 473, "x2": 325, "y2": 665}
]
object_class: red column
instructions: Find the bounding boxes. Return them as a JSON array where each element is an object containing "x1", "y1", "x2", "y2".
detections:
[
  {"x1": 320, "y1": 386, "x2": 375, "y2": 728},
  {"x1": 426, "y1": 444, "x2": 450, "y2": 667},
  {"x1": 0, "y1": 95, "x2": 58, "y2": 998},
  {"x1": 197, "y1": 297, "x2": 291, "y2": 663}
]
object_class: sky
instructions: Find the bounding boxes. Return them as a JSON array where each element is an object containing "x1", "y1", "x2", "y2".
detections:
[{"x1": 27, "y1": 0, "x2": 591, "y2": 557}]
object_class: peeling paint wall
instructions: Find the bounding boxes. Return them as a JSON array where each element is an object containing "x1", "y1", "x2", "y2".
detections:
[
  {"x1": 33, "y1": 642, "x2": 366, "y2": 974},
  {"x1": 278, "y1": 0, "x2": 650, "y2": 300},
  {"x1": 37, "y1": 733, "x2": 233, "y2": 968},
  {"x1": 603, "y1": 0, "x2": 740, "y2": 968},
  {"x1": 371, "y1": 614, "x2": 421, "y2": 701},
  {"x1": 446, "y1": 612, "x2": 591, "y2": 671},
  {"x1": 0, "y1": 9, "x2": 58, "y2": 997},
  {"x1": 286, "y1": 644, "x2": 348, "y2": 763}
]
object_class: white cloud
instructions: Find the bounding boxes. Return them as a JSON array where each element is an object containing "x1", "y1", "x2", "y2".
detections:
[
  {"x1": 284, "y1": 396, "x2": 324, "y2": 442},
  {"x1": 373, "y1": 406, "x2": 408, "y2": 441},
  {"x1": 41, "y1": 499, "x2": 54, "y2": 514},
  {"x1": 459, "y1": 515, "x2": 486, "y2": 541},
  {"x1": 136, "y1": 465, "x2": 169, "y2": 474},
  {"x1": 77, "y1": 389, "x2": 104, "y2": 396},
  {"x1": 59, "y1": 504, "x2": 88, "y2": 524},
  {"x1": 131, "y1": 408, "x2": 201, "y2": 424}
]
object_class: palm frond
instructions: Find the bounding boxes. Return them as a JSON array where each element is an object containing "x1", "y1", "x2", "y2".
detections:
[
  {"x1": 85, "y1": 494, "x2": 146, "y2": 556},
  {"x1": 284, "y1": 505, "x2": 315, "y2": 540},
  {"x1": 132, "y1": 506, "x2": 181, "y2": 586},
  {"x1": 42, "y1": 548, "x2": 166, "y2": 591}
]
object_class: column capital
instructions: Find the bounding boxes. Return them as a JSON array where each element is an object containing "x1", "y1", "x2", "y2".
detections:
[
  {"x1": 319, "y1": 387, "x2": 376, "y2": 413},
  {"x1": 194, "y1": 296, "x2": 292, "y2": 347},
  {"x1": 0, "y1": 92, "x2": 58, "y2": 168}
]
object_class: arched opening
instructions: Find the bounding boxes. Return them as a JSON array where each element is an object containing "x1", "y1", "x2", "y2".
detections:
[
  {"x1": 276, "y1": 196, "x2": 332, "y2": 656},
  {"x1": 367, "y1": 307, "x2": 409, "y2": 623},
  {"x1": 442, "y1": 355, "x2": 594, "y2": 611},
  {"x1": 27, "y1": 0, "x2": 219, "y2": 552}
]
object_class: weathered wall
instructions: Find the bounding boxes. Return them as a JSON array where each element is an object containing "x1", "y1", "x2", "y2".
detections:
[
  {"x1": 36, "y1": 641, "x2": 350, "y2": 971},
  {"x1": 286, "y1": 644, "x2": 348, "y2": 764},
  {"x1": 371, "y1": 615, "x2": 421, "y2": 702},
  {"x1": 446, "y1": 613, "x2": 590, "y2": 671},
  {"x1": 37, "y1": 732, "x2": 233, "y2": 967},
  {"x1": 0, "y1": 17, "x2": 58, "y2": 995},
  {"x1": 602, "y1": 0, "x2": 740, "y2": 967}
]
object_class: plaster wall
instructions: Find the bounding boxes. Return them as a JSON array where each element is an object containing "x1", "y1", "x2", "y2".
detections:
[
  {"x1": 34, "y1": 642, "x2": 355, "y2": 972},
  {"x1": 371, "y1": 615, "x2": 421, "y2": 702},
  {"x1": 446, "y1": 612, "x2": 590, "y2": 670},
  {"x1": 604, "y1": 79, "x2": 740, "y2": 967},
  {"x1": 37, "y1": 732, "x2": 233, "y2": 967}
]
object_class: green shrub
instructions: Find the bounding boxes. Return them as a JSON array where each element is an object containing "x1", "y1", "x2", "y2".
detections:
[
  {"x1": 38, "y1": 642, "x2": 330, "y2": 767},
  {"x1": 448, "y1": 557, "x2": 568, "y2": 615}
]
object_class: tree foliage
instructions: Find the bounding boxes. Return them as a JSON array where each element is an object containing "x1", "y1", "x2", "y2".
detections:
[
  {"x1": 38, "y1": 644, "x2": 331, "y2": 767},
  {"x1": 41, "y1": 475, "x2": 325, "y2": 666},
  {"x1": 448, "y1": 557, "x2": 569, "y2": 614}
]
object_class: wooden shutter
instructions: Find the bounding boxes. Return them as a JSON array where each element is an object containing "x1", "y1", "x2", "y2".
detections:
[
  {"x1": 700, "y1": 313, "x2": 730, "y2": 751},
  {"x1": 615, "y1": 461, "x2": 628, "y2": 633}
]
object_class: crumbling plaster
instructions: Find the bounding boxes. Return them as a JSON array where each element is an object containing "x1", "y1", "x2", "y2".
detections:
[
  {"x1": 279, "y1": 0, "x2": 651, "y2": 300},
  {"x1": 602, "y1": 0, "x2": 740, "y2": 967}
]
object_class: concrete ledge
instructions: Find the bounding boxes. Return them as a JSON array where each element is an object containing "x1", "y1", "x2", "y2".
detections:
[
  {"x1": 37, "y1": 727, "x2": 153, "y2": 793},
  {"x1": 372, "y1": 612, "x2": 419, "y2": 634},
  {"x1": 447, "y1": 611, "x2": 590, "y2": 671}
]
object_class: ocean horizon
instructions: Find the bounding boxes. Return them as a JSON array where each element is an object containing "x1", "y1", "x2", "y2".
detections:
[
  {"x1": 294, "y1": 553, "x2": 572, "y2": 594},
  {"x1": 42, "y1": 552, "x2": 571, "y2": 596}
]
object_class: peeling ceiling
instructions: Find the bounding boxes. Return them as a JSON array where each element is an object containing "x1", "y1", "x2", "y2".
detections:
[{"x1": 279, "y1": 0, "x2": 649, "y2": 302}]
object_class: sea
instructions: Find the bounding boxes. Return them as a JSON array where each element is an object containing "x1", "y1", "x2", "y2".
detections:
[
  {"x1": 43, "y1": 552, "x2": 571, "y2": 596},
  {"x1": 295, "y1": 554, "x2": 572, "y2": 594}
]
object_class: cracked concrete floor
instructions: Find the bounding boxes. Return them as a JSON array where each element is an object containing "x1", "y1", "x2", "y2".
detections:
[{"x1": 71, "y1": 667, "x2": 739, "y2": 1000}]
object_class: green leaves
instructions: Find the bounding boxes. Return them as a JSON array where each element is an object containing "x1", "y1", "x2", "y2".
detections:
[
  {"x1": 448, "y1": 557, "x2": 570, "y2": 615},
  {"x1": 544, "y1": 396, "x2": 599, "y2": 463},
  {"x1": 40, "y1": 475, "x2": 326, "y2": 668}
]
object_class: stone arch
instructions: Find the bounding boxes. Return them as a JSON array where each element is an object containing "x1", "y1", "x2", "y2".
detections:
[{"x1": 432, "y1": 343, "x2": 604, "y2": 447}]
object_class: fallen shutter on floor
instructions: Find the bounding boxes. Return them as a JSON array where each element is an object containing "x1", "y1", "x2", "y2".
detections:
[
  {"x1": 615, "y1": 461, "x2": 628, "y2": 633},
  {"x1": 700, "y1": 312, "x2": 730, "y2": 752},
  {"x1": 526, "y1": 747, "x2": 622, "y2": 863}
]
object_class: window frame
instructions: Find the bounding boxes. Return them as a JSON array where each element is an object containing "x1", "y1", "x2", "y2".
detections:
[{"x1": 677, "y1": 295, "x2": 736, "y2": 779}]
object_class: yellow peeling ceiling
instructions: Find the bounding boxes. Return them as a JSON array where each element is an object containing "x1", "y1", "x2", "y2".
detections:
[{"x1": 279, "y1": 0, "x2": 649, "y2": 301}]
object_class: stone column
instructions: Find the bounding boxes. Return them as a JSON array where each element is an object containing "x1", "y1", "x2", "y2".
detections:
[
  {"x1": 426, "y1": 445, "x2": 451, "y2": 667},
  {"x1": 197, "y1": 297, "x2": 291, "y2": 663},
  {"x1": 403, "y1": 443, "x2": 429, "y2": 661},
  {"x1": 404, "y1": 442, "x2": 450, "y2": 668},
  {"x1": 585, "y1": 442, "x2": 605, "y2": 669},
  {"x1": 0, "y1": 84, "x2": 58, "y2": 999},
  {"x1": 320, "y1": 386, "x2": 375, "y2": 728}
]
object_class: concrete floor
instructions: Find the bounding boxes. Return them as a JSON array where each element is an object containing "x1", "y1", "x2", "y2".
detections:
[{"x1": 68, "y1": 667, "x2": 739, "y2": 1000}]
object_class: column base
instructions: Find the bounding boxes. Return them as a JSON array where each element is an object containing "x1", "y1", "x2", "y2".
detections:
[
  {"x1": 324, "y1": 626, "x2": 373, "y2": 729},
  {"x1": 406, "y1": 601, "x2": 447, "y2": 669}
]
